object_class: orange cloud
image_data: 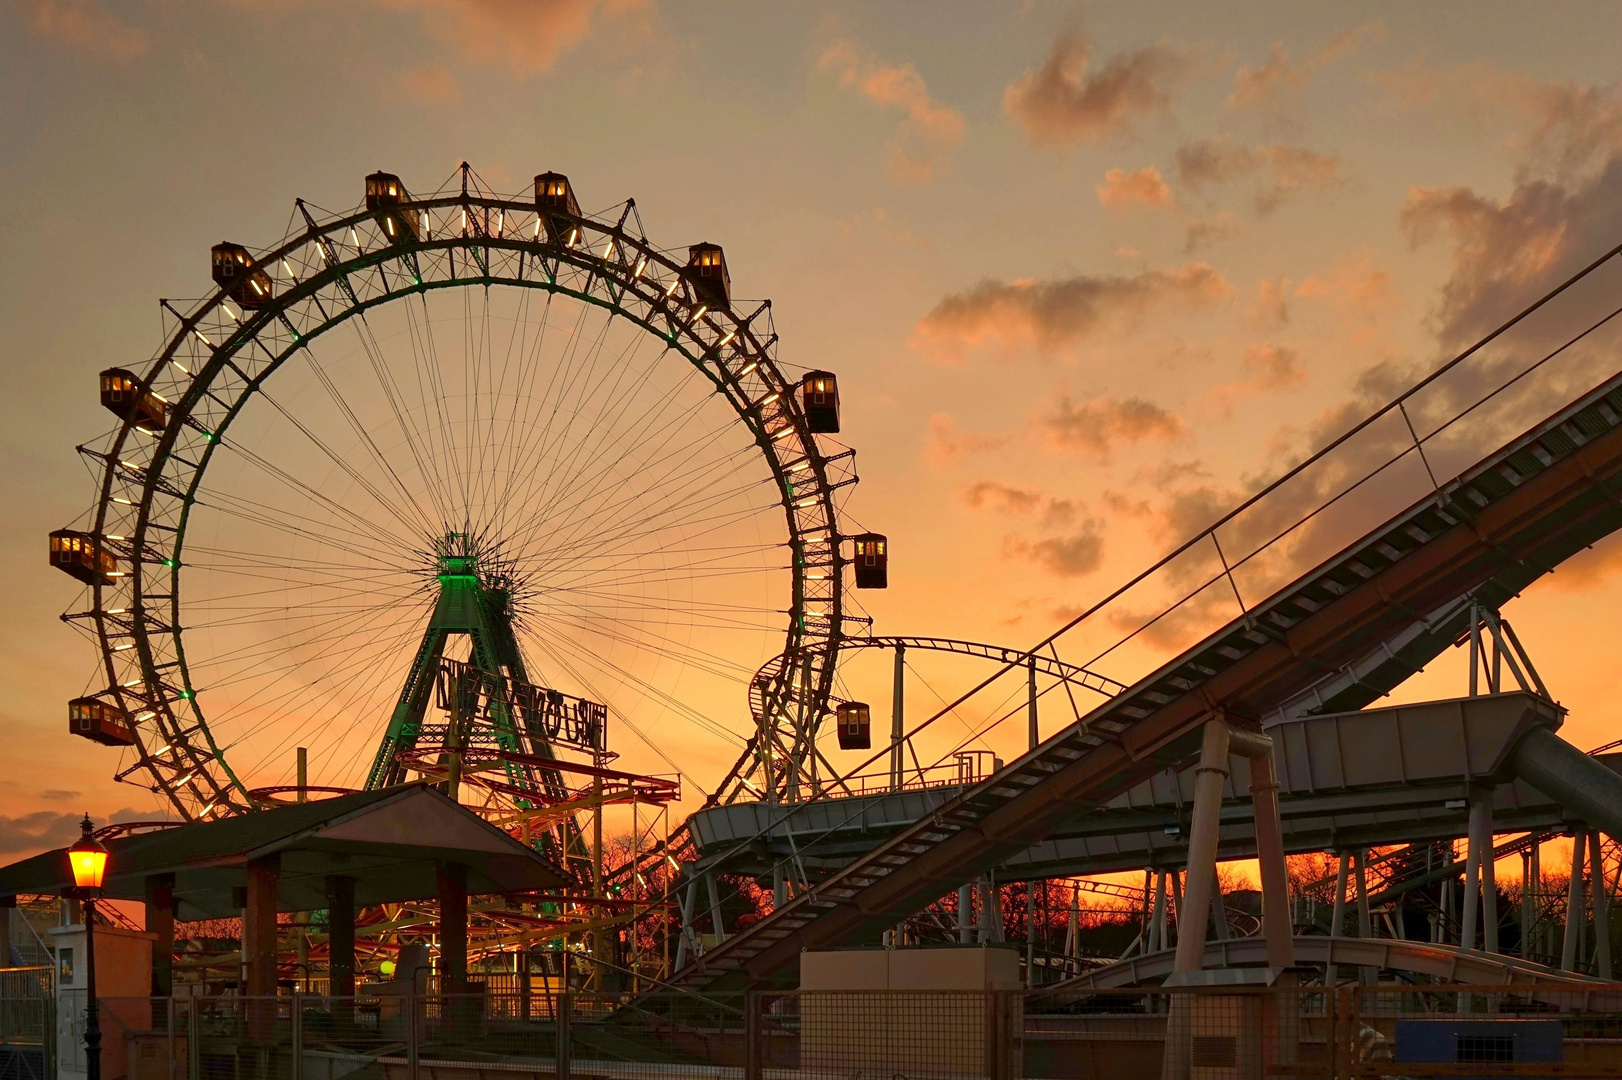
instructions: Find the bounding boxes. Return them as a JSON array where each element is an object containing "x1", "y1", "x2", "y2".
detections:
[
  {"x1": 820, "y1": 40, "x2": 966, "y2": 185},
  {"x1": 1004, "y1": 34, "x2": 1196, "y2": 148},
  {"x1": 1097, "y1": 165, "x2": 1175, "y2": 209},
  {"x1": 1228, "y1": 22, "x2": 1382, "y2": 111},
  {"x1": 925, "y1": 413, "x2": 1008, "y2": 463},
  {"x1": 1175, "y1": 138, "x2": 1346, "y2": 214},
  {"x1": 19, "y1": 0, "x2": 147, "y2": 60},
  {"x1": 1041, "y1": 395, "x2": 1187, "y2": 463},
  {"x1": 375, "y1": 0, "x2": 633, "y2": 78},
  {"x1": 396, "y1": 64, "x2": 461, "y2": 106},
  {"x1": 913, "y1": 263, "x2": 1232, "y2": 358}
]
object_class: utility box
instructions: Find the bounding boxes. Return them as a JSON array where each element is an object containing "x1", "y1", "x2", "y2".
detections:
[
  {"x1": 1395, "y1": 1018, "x2": 1562, "y2": 1077},
  {"x1": 799, "y1": 947, "x2": 1021, "y2": 1076},
  {"x1": 51, "y1": 923, "x2": 154, "y2": 1080}
]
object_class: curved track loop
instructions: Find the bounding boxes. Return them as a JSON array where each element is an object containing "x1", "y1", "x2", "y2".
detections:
[
  {"x1": 72, "y1": 171, "x2": 854, "y2": 819},
  {"x1": 1049, "y1": 935, "x2": 1609, "y2": 992}
]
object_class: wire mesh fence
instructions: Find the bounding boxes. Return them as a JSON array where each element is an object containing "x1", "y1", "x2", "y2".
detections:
[{"x1": 68, "y1": 983, "x2": 1622, "y2": 1080}]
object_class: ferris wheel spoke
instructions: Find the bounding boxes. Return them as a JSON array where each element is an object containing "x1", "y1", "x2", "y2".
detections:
[
  {"x1": 515, "y1": 398, "x2": 751, "y2": 562},
  {"x1": 531, "y1": 463, "x2": 769, "y2": 577},
  {"x1": 347, "y1": 312, "x2": 456, "y2": 525},
  {"x1": 532, "y1": 477, "x2": 778, "y2": 577},
  {"x1": 289, "y1": 345, "x2": 445, "y2": 541},
  {"x1": 493, "y1": 307, "x2": 644, "y2": 542}
]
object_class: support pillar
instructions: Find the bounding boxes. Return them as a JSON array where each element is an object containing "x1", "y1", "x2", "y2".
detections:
[
  {"x1": 1590, "y1": 831, "x2": 1612, "y2": 978},
  {"x1": 1172, "y1": 719, "x2": 1230, "y2": 974},
  {"x1": 1462, "y1": 818, "x2": 1483, "y2": 951},
  {"x1": 1327, "y1": 851, "x2": 1349, "y2": 986},
  {"x1": 1561, "y1": 830, "x2": 1585, "y2": 972},
  {"x1": 957, "y1": 883, "x2": 972, "y2": 944},
  {"x1": 327, "y1": 875, "x2": 355, "y2": 1001},
  {"x1": 0, "y1": 896, "x2": 12, "y2": 967},
  {"x1": 891, "y1": 645, "x2": 905, "y2": 791},
  {"x1": 1150, "y1": 871, "x2": 1168, "y2": 952},
  {"x1": 1209, "y1": 867, "x2": 1228, "y2": 941},
  {"x1": 437, "y1": 862, "x2": 469, "y2": 993},
  {"x1": 243, "y1": 856, "x2": 280, "y2": 1041},
  {"x1": 143, "y1": 874, "x2": 175, "y2": 999},
  {"x1": 1246, "y1": 743, "x2": 1296, "y2": 969}
]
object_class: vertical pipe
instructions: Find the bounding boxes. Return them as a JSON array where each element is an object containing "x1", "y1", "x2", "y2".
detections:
[
  {"x1": 1522, "y1": 847, "x2": 1534, "y2": 958},
  {"x1": 1532, "y1": 839, "x2": 1543, "y2": 959},
  {"x1": 1590, "y1": 831, "x2": 1612, "y2": 978},
  {"x1": 958, "y1": 883, "x2": 972, "y2": 944},
  {"x1": 707, "y1": 872, "x2": 728, "y2": 945},
  {"x1": 1209, "y1": 867, "x2": 1228, "y2": 941},
  {"x1": 1327, "y1": 851, "x2": 1349, "y2": 987},
  {"x1": 1248, "y1": 746, "x2": 1295, "y2": 969},
  {"x1": 1027, "y1": 657, "x2": 1038, "y2": 751},
  {"x1": 296, "y1": 747, "x2": 308, "y2": 803},
  {"x1": 1479, "y1": 796, "x2": 1499, "y2": 955},
  {"x1": 1562, "y1": 831, "x2": 1585, "y2": 971},
  {"x1": 1173, "y1": 720, "x2": 1231, "y2": 974},
  {"x1": 1355, "y1": 850, "x2": 1372, "y2": 938},
  {"x1": 1150, "y1": 871, "x2": 1167, "y2": 952},
  {"x1": 891, "y1": 645, "x2": 905, "y2": 791},
  {"x1": 1462, "y1": 817, "x2": 1483, "y2": 951},
  {"x1": 1469, "y1": 604, "x2": 1482, "y2": 697}
]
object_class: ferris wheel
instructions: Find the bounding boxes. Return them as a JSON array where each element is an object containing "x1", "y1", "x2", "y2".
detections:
[{"x1": 51, "y1": 164, "x2": 879, "y2": 823}]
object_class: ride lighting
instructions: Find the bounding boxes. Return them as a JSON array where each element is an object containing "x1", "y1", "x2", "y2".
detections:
[{"x1": 67, "y1": 818, "x2": 109, "y2": 894}]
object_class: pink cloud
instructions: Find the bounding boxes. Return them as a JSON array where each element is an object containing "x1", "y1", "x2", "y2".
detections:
[
  {"x1": 1097, "y1": 165, "x2": 1175, "y2": 209},
  {"x1": 20, "y1": 0, "x2": 147, "y2": 60},
  {"x1": 821, "y1": 40, "x2": 966, "y2": 185}
]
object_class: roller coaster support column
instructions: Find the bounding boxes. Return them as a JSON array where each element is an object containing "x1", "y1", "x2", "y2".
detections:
[
  {"x1": 957, "y1": 884, "x2": 972, "y2": 944},
  {"x1": 1562, "y1": 828, "x2": 1586, "y2": 972},
  {"x1": 891, "y1": 645, "x2": 905, "y2": 791},
  {"x1": 1246, "y1": 737, "x2": 1295, "y2": 970},
  {"x1": 1172, "y1": 720, "x2": 1230, "y2": 975},
  {"x1": 1462, "y1": 786, "x2": 1498, "y2": 953},
  {"x1": 1590, "y1": 831, "x2": 1612, "y2": 978}
]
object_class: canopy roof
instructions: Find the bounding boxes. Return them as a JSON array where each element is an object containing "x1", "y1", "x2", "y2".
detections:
[{"x1": 0, "y1": 784, "x2": 568, "y2": 919}]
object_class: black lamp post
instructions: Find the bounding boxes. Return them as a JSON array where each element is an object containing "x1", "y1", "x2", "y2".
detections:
[{"x1": 68, "y1": 815, "x2": 109, "y2": 1080}]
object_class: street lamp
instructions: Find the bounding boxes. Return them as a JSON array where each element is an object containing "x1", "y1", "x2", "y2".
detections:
[{"x1": 68, "y1": 815, "x2": 109, "y2": 1080}]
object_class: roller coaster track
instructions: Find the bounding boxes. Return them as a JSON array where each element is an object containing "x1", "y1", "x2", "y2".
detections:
[{"x1": 664, "y1": 301, "x2": 1622, "y2": 992}]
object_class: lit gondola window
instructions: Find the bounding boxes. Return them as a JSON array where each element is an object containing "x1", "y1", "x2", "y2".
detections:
[
  {"x1": 836, "y1": 701, "x2": 871, "y2": 750},
  {"x1": 853, "y1": 532, "x2": 888, "y2": 589}
]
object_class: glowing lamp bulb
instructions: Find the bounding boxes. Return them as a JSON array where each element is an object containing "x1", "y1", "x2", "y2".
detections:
[{"x1": 67, "y1": 815, "x2": 109, "y2": 893}]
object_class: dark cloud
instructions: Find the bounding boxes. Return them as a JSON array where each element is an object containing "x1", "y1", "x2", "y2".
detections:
[
  {"x1": 1401, "y1": 153, "x2": 1622, "y2": 349},
  {"x1": 1003, "y1": 527, "x2": 1106, "y2": 578},
  {"x1": 1003, "y1": 34, "x2": 1196, "y2": 148},
  {"x1": 1175, "y1": 138, "x2": 1345, "y2": 214},
  {"x1": 913, "y1": 263, "x2": 1231, "y2": 356},
  {"x1": 959, "y1": 480, "x2": 1079, "y2": 528},
  {"x1": 1042, "y1": 395, "x2": 1188, "y2": 463}
]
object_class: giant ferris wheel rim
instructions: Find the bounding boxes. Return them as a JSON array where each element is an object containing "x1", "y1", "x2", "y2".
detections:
[{"x1": 77, "y1": 172, "x2": 853, "y2": 820}]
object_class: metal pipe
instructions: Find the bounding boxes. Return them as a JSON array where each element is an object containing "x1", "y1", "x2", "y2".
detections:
[
  {"x1": 1173, "y1": 719, "x2": 1230, "y2": 973},
  {"x1": 957, "y1": 883, "x2": 972, "y2": 944},
  {"x1": 1562, "y1": 832, "x2": 1584, "y2": 972},
  {"x1": 1327, "y1": 850, "x2": 1349, "y2": 986},
  {"x1": 1478, "y1": 792, "x2": 1499, "y2": 954},
  {"x1": 1591, "y1": 830, "x2": 1612, "y2": 978},
  {"x1": 1512, "y1": 727, "x2": 1622, "y2": 838},
  {"x1": 891, "y1": 645, "x2": 905, "y2": 791}
]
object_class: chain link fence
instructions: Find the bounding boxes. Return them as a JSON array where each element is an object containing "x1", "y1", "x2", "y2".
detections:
[{"x1": 72, "y1": 983, "x2": 1622, "y2": 1080}]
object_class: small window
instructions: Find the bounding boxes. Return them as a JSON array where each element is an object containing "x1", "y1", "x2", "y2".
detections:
[{"x1": 59, "y1": 948, "x2": 74, "y2": 983}]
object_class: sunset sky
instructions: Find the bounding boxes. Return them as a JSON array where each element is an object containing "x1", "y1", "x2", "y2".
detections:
[{"x1": 4, "y1": 0, "x2": 1622, "y2": 863}]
